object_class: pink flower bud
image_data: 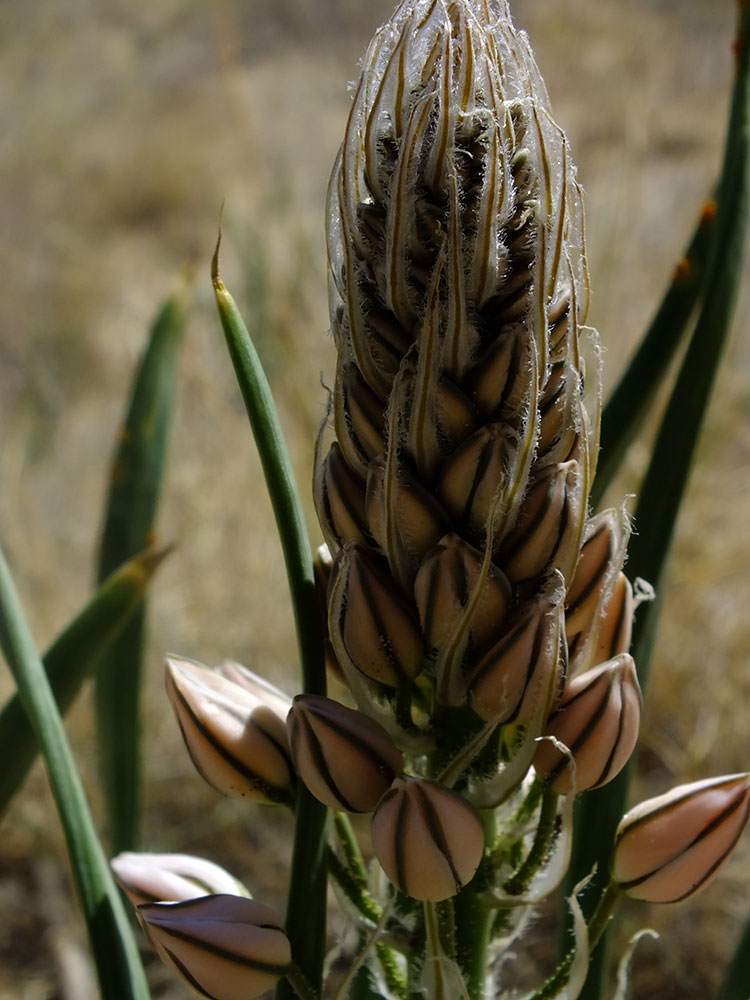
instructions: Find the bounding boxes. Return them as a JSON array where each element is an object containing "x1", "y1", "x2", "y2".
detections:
[
  {"x1": 533, "y1": 654, "x2": 641, "y2": 793},
  {"x1": 137, "y1": 894, "x2": 291, "y2": 1000},
  {"x1": 612, "y1": 773, "x2": 750, "y2": 902},
  {"x1": 370, "y1": 776, "x2": 485, "y2": 901},
  {"x1": 165, "y1": 656, "x2": 295, "y2": 805},
  {"x1": 111, "y1": 851, "x2": 249, "y2": 906},
  {"x1": 287, "y1": 694, "x2": 402, "y2": 812}
]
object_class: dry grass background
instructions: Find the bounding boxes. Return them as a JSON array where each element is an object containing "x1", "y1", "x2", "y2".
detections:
[{"x1": 0, "y1": 0, "x2": 748, "y2": 997}]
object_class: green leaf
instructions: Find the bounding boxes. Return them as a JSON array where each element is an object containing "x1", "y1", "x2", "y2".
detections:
[
  {"x1": 568, "y1": 5, "x2": 750, "y2": 998},
  {"x1": 591, "y1": 197, "x2": 718, "y2": 508},
  {"x1": 0, "y1": 543, "x2": 150, "y2": 1000},
  {"x1": 0, "y1": 546, "x2": 169, "y2": 816},
  {"x1": 211, "y1": 239, "x2": 327, "y2": 999},
  {"x1": 718, "y1": 915, "x2": 750, "y2": 1000},
  {"x1": 95, "y1": 288, "x2": 186, "y2": 852}
]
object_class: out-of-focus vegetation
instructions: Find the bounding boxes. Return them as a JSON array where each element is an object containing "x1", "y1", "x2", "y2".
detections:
[{"x1": 1, "y1": 1, "x2": 747, "y2": 997}]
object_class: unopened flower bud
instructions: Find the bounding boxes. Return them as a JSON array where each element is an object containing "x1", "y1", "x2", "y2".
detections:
[
  {"x1": 499, "y1": 460, "x2": 583, "y2": 584},
  {"x1": 366, "y1": 454, "x2": 450, "y2": 588},
  {"x1": 437, "y1": 423, "x2": 518, "y2": 537},
  {"x1": 336, "y1": 359, "x2": 385, "y2": 470},
  {"x1": 534, "y1": 654, "x2": 641, "y2": 794},
  {"x1": 318, "y1": 442, "x2": 369, "y2": 548},
  {"x1": 137, "y1": 894, "x2": 291, "y2": 1000},
  {"x1": 328, "y1": 543, "x2": 424, "y2": 687},
  {"x1": 565, "y1": 509, "x2": 623, "y2": 641},
  {"x1": 414, "y1": 533, "x2": 511, "y2": 655},
  {"x1": 165, "y1": 657, "x2": 295, "y2": 805},
  {"x1": 612, "y1": 774, "x2": 750, "y2": 902},
  {"x1": 468, "y1": 589, "x2": 565, "y2": 725},
  {"x1": 111, "y1": 852, "x2": 249, "y2": 906},
  {"x1": 371, "y1": 777, "x2": 485, "y2": 901},
  {"x1": 592, "y1": 572, "x2": 634, "y2": 664},
  {"x1": 287, "y1": 694, "x2": 402, "y2": 812}
]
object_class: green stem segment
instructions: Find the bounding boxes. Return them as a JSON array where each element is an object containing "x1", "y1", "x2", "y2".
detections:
[
  {"x1": 0, "y1": 546, "x2": 169, "y2": 816},
  {"x1": 212, "y1": 239, "x2": 327, "y2": 999},
  {"x1": 0, "y1": 544, "x2": 149, "y2": 1000},
  {"x1": 569, "y1": 6, "x2": 750, "y2": 999},
  {"x1": 503, "y1": 789, "x2": 559, "y2": 896},
  {"x1": 591, "y1": 197, "x2": 717, "y2": 507},
  {"x1": 95, "y1": 289, "x2": 185, "y2": 852}
]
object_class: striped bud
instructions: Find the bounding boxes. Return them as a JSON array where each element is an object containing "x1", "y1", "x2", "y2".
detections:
[
  {"x1": 137, "y1": 894, "x2": 291, "y2": 1000},
  {"x1": 414, "y1": 533, "x2": 512, "y2": 654},
  {"x1": 336, "y1": 359, "x2": 386, "y2": 470},
  {"x1": 612, "y1": 774, "x2": 750, "y2": 903},
  {"x1": 371, "y1": 777, "x2": 485, "y2": 901},
  {"x1": 467, "y1": 590, "x2": 565, "y2": 724},
  {"x1": 592, "y1": 572, "x2": 634, "y2": 664},
  {"x1": 112, "y1": 852, "x2": 249, "y2": 907},
  {"x1": 499, "y1": 460, "x2": 582, "y2": 584},
  {"x1": 366, "y1": 454, "x2": 450, "y2": 588},
  {"x1": 328, "y1": 543, "x2": 424, "y2": 687},
  {"x1": 319, "y1": 442, "x2": 369, "y2": 548},
  {"x1": 287, "y1": 694, "x2": 402, "y2": 812},
  {"x1": 565, "y1": 509, "x2": 623, "y2": 641},
  {"x1": 165, "y1": 657, "x2": 295, "y2": 805},
  {"x1": 437, "y1": 423, "x2": 518, "y2": 537},
  {"x1": 534, "y1": 654, "x2": 642, "y2": 794},
  {"x1": 471, "y1": 323, "x2": 533, "y2": 418}
]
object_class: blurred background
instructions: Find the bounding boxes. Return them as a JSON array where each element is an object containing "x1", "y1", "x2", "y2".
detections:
[{"x1": 1, "y1": 0, "x2": 748, "y2": 997}]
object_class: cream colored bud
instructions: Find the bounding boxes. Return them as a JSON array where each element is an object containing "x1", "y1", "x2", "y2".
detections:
[
  {"x1": 137, "y1": 894, "x2": 291, "y2": 1000},
  {"x1": 471, "y1": 324, "x2": 532, "y2": 418},
  {"x1": 112, "y1": 852, "x2": 249, "y2": 907},
  {"x1": 534, "y1": 654, "x2": 642, "y2": 793},
  {"x1": 613, "y1": 774, "x2": 750, "y2": 903},
  {"x1": 366, "y1": 454, "x2": 450, "y2": 588},
  {"x1": 414, "y1": 533, "x2": 511, "y2": 654},
  {"x1": 500, "y1": 461, "x2": 582, "y2": 584},
  {"x1": 467, "y1": 592, "x2": 564, "y2": 725},
  {"x1": 287, "y1": 694, "x2": 402, "y2": 812},
  {"x1": 592, "y1": 572, "x2": 634, "y2": 663},
  {"x1": 319, "y1": 442, "x2": 369, "y2": 547},
  {"x1": 165, "y1": 657, "x2": 295, "y2": 805},
  {"x1": 536, "y1": 361, "x2": 577, "y2": 461},
  {"x1": 337, "y1": 360, "x2": 385, "y2": 467},
  {"x1": 438, "y1": 423, "x2": 518, "y2": 537},
  {"x1": 371, "y1": 777, "x2": 485, "y2": 901},
  {"x1": 565, "y1": 509, "x2": 622, "y2": 640},
  {"x1": 328, "y1": 543, "x2": 424, "y2": 687}
]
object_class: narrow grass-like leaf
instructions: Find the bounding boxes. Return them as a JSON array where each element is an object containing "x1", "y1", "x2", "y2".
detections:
[
  {"x1": 211, "y1": 237, "x2": 327, "y2": 1000},
  {"x1": 95, "y1": 289, "x2": 185, "y2": 852},
  {"x1": 718, "y1": 914, "x2": 750, "y2": 1000},
  {"x1": 0, "y1": 546, "x2": 169, "y2": 817},
  {"x1": 0, "y1": 543, "x2": 150, "y2": 1000},
  {"x1": 568, "y1": 7, "x2": 750, "y2": 998},
  {"x1": 591, "y1": 198, "x2": 718, "y2": 508}
]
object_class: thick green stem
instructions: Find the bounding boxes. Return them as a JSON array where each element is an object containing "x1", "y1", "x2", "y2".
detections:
[
  {"x1": 503, "y1": 789, "x2": 559, "y2": 896},
  {"x1": 212, "y1": 245, "x2": 327, "y2": 997},
  {"x1": 455, "y1": 810, "x2": 496, "y2": 1000},
  {"x1": 0, "y1": 545, "x2": 149, "y2": 999}
]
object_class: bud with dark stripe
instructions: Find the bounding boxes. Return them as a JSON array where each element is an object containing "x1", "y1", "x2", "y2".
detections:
[
  {"x1": 468, "y1": 584, "x2": 565, "y2": 725},
  {"x1": 533, "y1": 653, "x2": 641, "y2": 794},
  {"x1": 112, "y1": 852, "x2": 250, "y2": 907},
  {"x1": 371, "y1": 777, "x2": 485, "y2": 901},
  {"x1": 165, "y1": 657, "x2": 295, "y2": 805},
  {"x1": 287, "y1": 694, "x2": 402, "y2": 812},
  {"x1": 565, "y1": 508, "x2": 626, "y2": 643},
  {"x1": 612, "y1": 774, "x2": 750, "y2": 903},
  {"x1": 137, "y1": 894, "x2": 291, "y2": 1000},
  {"x1": 499, "y1": 460, "x2": 583, "y2": 585},
  {"x1": 328, "y1": 543, "x2": 424, "y2": 687}
]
